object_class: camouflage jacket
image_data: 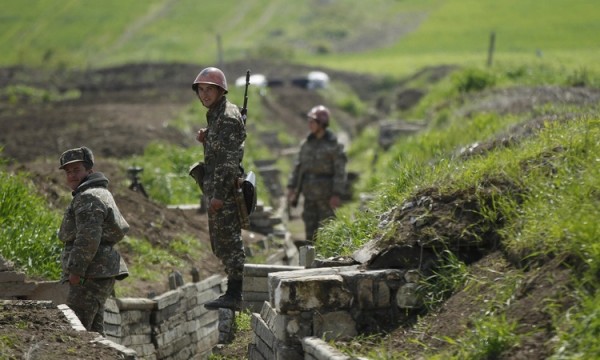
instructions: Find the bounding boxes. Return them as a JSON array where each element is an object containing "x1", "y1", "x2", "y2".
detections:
[
  {"x1": 202, "y1": 96, "x2": 246, "y2": 200},
  {"x1": 58, "y1": 172, "x2": 129, "y2": 280},
  {"x1": 287, "y1": 129, "x2": 347, "y2": 200}
]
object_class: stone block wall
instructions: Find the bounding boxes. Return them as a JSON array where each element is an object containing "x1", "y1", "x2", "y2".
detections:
[
  {"x1": 103, "y1": 274, "x2": 223, "y2": 360},
  {"x1": 248, "y1": 266, "x2": 423, "y2": 359},
  {"x1": 243, "y1": 264, "x2": 304, "y2": 313},
  {"x1": 1, "y1": 251, "x2": 226, "y2": 360}
]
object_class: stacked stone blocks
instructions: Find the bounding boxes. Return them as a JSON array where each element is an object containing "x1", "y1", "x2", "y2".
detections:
[
  {"x1": 248, "y1": 266, "x2": 420, "y2": 359},
  {"x1": 104, "y1": 274, "x2": 223, "y2": 360}
]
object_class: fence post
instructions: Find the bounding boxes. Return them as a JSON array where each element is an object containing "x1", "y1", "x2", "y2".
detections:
[{"x1": 487, "y1": 31, "x2": 496, "y2": 67}]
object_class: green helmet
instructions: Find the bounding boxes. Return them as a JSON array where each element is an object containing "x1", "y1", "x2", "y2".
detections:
[{"x1": 59, "y1": 146, "x2": 94, "y2": 169}]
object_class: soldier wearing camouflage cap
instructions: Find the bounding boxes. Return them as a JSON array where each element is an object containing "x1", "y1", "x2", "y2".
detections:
[
  {"x1": 58, "y1": 146, "x2": 129, "y2": 334},
  {"x1": 192, "y1": 67, "x2": 247, "y2": 310},
  {"x1": 287, "y1": 105, "x2": 347, "y2": 244}
]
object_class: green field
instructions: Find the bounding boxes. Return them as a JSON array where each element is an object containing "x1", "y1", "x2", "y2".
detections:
[{"x1": 1, "y1": 0, "x2": 598, "y2": 75}]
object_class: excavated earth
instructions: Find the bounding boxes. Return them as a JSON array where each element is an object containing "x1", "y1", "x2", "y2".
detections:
[{"x1": 1, "y1": 60, "x2": 599, "y2": 359}]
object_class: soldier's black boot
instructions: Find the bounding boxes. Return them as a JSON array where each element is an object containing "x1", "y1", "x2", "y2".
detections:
[{"x1": 204, "y1": 279, "x2": 242, "y2": 311}]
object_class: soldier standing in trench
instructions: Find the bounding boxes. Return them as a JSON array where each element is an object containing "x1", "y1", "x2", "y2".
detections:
[
  {"x1": 287, "y1": 105, "x2": 347, "y2": 245},
  {"x1": 192, "y1": 67, "x2": 246, "y2": 310},
  {"x1": 58, "y1": 146, "x2": 129, "y2": 334}
]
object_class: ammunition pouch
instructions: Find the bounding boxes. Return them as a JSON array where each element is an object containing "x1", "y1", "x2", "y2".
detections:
[
  {"x1": 241, "y1": 171, "x2": 257, "y2": 215},
  {"x1": 189, "y1": 162, "x2": 205, "y2": 192},
  {"x1": 235, "y1": 171, "x2": 257, "y2": 230}
]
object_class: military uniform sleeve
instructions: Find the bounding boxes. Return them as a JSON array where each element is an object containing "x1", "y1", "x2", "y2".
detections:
[
  {"x1": 67, "y1": 193, "x2": 106, "y2": 276},
  {"x1": 213, "y1": 114, "x2": 245, "y2": 200},
  {"x1": 332, "y1": 143, "x2": 347, "y2": 196}
]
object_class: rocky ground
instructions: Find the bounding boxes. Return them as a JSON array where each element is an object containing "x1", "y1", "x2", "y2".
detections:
[{"x1": 1, "y1": 60, "x2": 598, "y2": 358}]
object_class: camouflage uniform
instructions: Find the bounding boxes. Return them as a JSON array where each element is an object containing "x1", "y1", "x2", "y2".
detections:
[
  {"x1": 288, "y1": 129, "x2": 347, "y2": 242},
  {"x1": 202, "y1": 96, "x2": 246, "y2": 282},
  {"x1": 58, "y1": 172, "x2": 129, "y2": 334}
]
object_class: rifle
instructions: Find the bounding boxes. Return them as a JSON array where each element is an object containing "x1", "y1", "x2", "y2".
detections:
[
  {"x1": 235, "y1": 69, "x2": 256, "y2": 229},
  {"x1": 241, "y1": 70, "x2": 250, "y2": 124}
]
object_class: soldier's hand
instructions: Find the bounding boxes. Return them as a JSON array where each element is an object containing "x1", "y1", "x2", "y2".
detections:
[
  {"x1": 68, "y1": 273, "x2": 82, "y2": 286},
  {"x1": 329, "y1": 195, "x2": 341, "y2": 209},
  {"x1": 209, "y1": 198, "x2": 224, "y2": 213},
  {"x1": 196, "y1": 128, "x2": 207, "y2": 144},
  {"x1": 287, "y1": 189, "x2": 298, "y2": 207},
  {"x1": 287, "y1": 189, "x2": 296, "y2": 202}
]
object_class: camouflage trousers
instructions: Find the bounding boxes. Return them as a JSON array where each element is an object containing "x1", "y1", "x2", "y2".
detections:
[
  {"x1": 208, "y1": 196, "x2": 245, "y2": 282},
  {"x1": 302, "y1": 198, "x2": 335, "y2": 243},
  {"x1": 67, "y1": 277, "x2": 115, "y2": 335}
]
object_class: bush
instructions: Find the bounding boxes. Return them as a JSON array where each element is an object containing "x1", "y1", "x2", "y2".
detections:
[{"x1": 452, "y1": 68, "x2": 496, "y2": 93}]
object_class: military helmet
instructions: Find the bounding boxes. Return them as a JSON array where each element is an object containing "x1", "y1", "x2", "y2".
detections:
[
  {"x1": 59, "y1": 146, "x2": 94, "y2": 169},
  {"x1": 307, "y1": 105, "x2": 330, "y2": 128},
  {"x1": 192, "y1": 67, "x2": 228, "y2": 94}
]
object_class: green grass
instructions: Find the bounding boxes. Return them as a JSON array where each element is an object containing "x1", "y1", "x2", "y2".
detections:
[
  {"x1": 306, "y1": 0, "x2": 600, "y2": 76},
  {"x1": 318, "y1": 62, "x2": 600, "y2": 358},
  {"x1": 0, "y1": 167, "x2": 62, "y2": 279},
  {"x1": 1, "y1": 0, "x2": 598, "y2": 76}
]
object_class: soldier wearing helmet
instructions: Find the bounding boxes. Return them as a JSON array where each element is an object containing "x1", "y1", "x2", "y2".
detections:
[
  {"x1": 287, "y1": 105, "x2": 347, "y2": 244},
  {"x1": 58, "y1": 146, "x2": 129, "y2": 334},
  {"x1": 192, "y1": 67, "x2": 247, "y2": 310}
]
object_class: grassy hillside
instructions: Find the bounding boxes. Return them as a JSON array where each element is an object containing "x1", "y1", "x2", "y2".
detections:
[
  {"x1": 311, "y1": 64, "x2": 600, "y2": 357},
  {"x1": 1, "y1": 0, "x2": 598, "y2": 75}
]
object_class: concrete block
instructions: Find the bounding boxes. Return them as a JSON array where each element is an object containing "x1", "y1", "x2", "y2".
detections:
[
  {"x1": 121, "y1": 334, "x2": 152, "y2": 346},
  {"x1": 251, "y1": 312, "x2": 275, "y2": 350},
  {"x1": 57, "y1": 304, "x2": 86, "y2": 331},
  {"x1": 243, "y1": 291, "x2": 269, "y2": 302},
  {"x1": 272, "y1": 274, "x2": 353, "y2": 312},
  {"x1": 248, "y1": 343, "x2": 268, "y2": 360},
  {"x1": 155, "y1": 322, "x2": 186, "y2": 347},
  {"x1": 193, "y1": 328, "x2": 219, "y2": 354},
  {"x1": 154, "y1": 289, "x2": 181, "y2": 310},
  {"x1": 376, "y1": 280, "x2": 391, "y2": 308},
  {"x1": 243, "y1": 276, "x2": 269, "y2": 292},
  {"x1": 0, "y1": 272, "x2": 25, "y2": 282},
  {"x1": 243, "y1": 300, "x2": 266, "y2": 313},
  {"x1": 244, "y1": 263, "x2": 303, "y2": 278},
  {"x1": 193, "y1": 274, "x2": 224, "y2": 292},
  {"x1": 253, "y1": 333, "x2": 274, "y2": 360},
  {"x1": 356, "y1": 277, "x2": 374, "y2": 309},
  {"x1": 303, "y1": 337, "x2": 355, "y2": 360},
  {"x1": 103, "y1": 310, "x2": 122, "y2": 325},
  {"x1": 104, "y1": 297, "x2": 120, "y2": 313},
  {"x1": 0, "y1": 282, "x2": 36, "y2": 297},
  {"x1": 299, "y1": 246, "x2": 315, "y2": 268},
  {"x1": 25, "y1": 281, "x2": 69, "y2": 305},
  {"x1": 396, "y1": 283, "x2": 422, "y2": 309},
  {"x1": 121, "y1": 309, "x2": 151, "y2": 325},
  {"x1": 313, "y1": 311, "x2": 357, "y2": 341},
  {"x1": 91, "y1": 336, "x2": 138, "y2": 359}
]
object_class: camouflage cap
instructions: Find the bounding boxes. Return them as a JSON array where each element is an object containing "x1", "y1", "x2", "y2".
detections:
[{"x1": 59, "y1": 146, "x2": 94, "y2": 169}]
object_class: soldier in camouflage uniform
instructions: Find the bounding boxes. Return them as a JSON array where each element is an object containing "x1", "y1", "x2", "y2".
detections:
[
  {"x1": 192, "y1": 67, "x2": 246, "y2": 310},
  {"x1": 287, "y1": 105, "x2": 347, "y2": 244},
  {"x1": 58, "y1": 146, "x2": 129, "y2": 334}
]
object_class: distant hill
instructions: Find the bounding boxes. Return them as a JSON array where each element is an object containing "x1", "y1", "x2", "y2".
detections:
[{"x1": 1, "y1": 0, "x2": 598, "y2": 74}]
